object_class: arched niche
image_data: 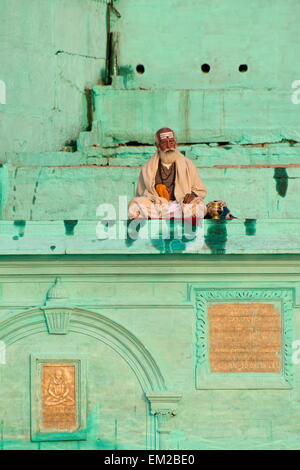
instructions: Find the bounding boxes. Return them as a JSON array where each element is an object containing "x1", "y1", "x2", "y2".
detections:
[
  {"x1": 0, "y1": 306, "x2": 177, "y2": 450},
  {"x1": 0, "y1": 306, "x2": 166, "y2": 392}
]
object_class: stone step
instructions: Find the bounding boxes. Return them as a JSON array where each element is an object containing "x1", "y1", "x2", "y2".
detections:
[
  {"x1": 0, "y1": 164, "x2": 299, "y2": 220},
  {"x1": 4, "y1": 143, "x2": 300, "y2": 167},
  {"x1": 81, "y1": 87, "x2": 300, "y2": 148}
]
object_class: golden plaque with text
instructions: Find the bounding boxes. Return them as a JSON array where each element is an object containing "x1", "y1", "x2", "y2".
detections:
[
  {"x1": 209, "y1": 303, "x2": 282, "y2": 373},
  {"x1": 42, "y1": 363, "x2": 77, "y2": 431}
]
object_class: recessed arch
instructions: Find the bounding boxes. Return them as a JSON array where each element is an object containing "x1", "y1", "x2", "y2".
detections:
[{"x1": 0, "y1": 306, "x2": 166, "y2": 393}]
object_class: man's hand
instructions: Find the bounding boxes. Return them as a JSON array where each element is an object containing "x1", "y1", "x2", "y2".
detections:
[{"x1": 183, "y1": 193, "x2": 196, "y2": 204}]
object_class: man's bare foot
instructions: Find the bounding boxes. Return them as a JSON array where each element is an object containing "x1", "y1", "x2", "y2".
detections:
[{"x1": 129, "y1": 210, "x2": 141, "y2": 220}]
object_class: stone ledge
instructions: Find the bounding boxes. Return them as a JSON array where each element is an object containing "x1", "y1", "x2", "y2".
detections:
[{"x1": 0, "y1": 219, "x2": 299, "y2": 255}]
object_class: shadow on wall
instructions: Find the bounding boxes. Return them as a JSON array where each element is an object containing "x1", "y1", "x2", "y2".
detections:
[{"x1": 273, "y1": 168, "x2": 288, "y2": 198}]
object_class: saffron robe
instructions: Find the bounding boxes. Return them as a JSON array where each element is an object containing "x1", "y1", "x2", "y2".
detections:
[{"x1": 128, "y1": 153, "x2": 207, "y2": 219}]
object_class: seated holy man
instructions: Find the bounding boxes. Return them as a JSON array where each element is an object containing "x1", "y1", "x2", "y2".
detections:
[{"x1": 128, "y1": 128, "x2": 207, "y2": 219}]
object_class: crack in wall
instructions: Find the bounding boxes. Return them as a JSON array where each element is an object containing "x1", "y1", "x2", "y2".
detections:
[
  {"x1": 58, "y1": 69, "x2": 84, "y2": 95},
  {"x1": 98, "y1": 138, "x2": 300, "y2": 150},
  {"x1": 55, "y1": 50, "x2": 105, "y2": 60}
]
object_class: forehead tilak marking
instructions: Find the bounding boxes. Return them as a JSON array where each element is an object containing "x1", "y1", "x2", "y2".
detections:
[{"x1": 159, "y1": 131, "x2": 174, "y2": 140}]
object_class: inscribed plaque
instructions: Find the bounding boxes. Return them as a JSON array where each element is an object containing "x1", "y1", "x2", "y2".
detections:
[
  {"x1": 208, "y1": 303, "x2": 281, "y2": 373},
  {"x1": 42, "y1": 363, "x2": 77, "y2": 431}
]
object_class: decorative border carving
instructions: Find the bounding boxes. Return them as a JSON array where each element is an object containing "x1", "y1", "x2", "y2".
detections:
[{"x1": 194, "y1": 288, "x2": 294, "y2": 389}]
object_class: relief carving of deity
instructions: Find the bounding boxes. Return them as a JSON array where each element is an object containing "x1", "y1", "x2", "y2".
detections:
[{"x1": 44, "y1": 368, "x2": 75, "y2": 406}]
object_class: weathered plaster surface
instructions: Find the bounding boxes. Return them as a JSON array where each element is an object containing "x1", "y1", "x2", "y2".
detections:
[
  {"x1": 0, "y1": 0, "x2": 108, "y2": 154},
  {"x1": 1, "y1": 0, "x2": 300, "y2": 451}
]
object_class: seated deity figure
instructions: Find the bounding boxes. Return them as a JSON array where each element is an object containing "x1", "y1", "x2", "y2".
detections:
[
  {"x1": 128, "y1": 128, "x2": 207, "y2": 219},
  {"x1": 45, "y1": 369, "x2": 74, "y2": 406}
]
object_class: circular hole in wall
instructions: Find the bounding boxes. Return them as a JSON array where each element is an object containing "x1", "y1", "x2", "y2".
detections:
[
  {"x1": 239, "y1": 64, "x2": 248, "y2": 72},
  {"x1": 136, "y1": 64, "x2": 145, "y2": 74},
  {"x1": 201, "y1": 63, "x2": 210, "y2": 73}
]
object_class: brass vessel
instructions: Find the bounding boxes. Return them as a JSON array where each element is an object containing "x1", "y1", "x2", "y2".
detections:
[{"x1": 209, "y1": 201, "x2": 223, "y2": 219}]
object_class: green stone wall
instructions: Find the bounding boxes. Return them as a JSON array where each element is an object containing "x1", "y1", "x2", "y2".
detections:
[
  {"x1": 0, "y1": 0, "x2": 108, "y2": 155},
  {"x1": 0, "y1": 256, "x2": 300, "y2": 450},
  {"x1": 1, "y1": 0, "x2": 300, "y2": 221},
  {"x1": 1, "y1": 0, "x2": 300, "y2": 451}
]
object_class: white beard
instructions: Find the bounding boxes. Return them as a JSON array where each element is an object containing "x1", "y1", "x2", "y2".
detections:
[{"x1": 158, "y1": 148, "x2": 181, "y2": 165}]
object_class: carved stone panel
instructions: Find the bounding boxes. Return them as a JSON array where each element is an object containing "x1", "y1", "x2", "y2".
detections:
[
  {"x1": 31, "y1": 355, "x2": 87, "y2": 441},
  {"x1": 194, "y1": 288, "x2": 294, "y2": 389},
  {"x1": 208, "y1": 303, "x2": 281, "y2": 373},
  {"x1": 42, "y1": 363, "x2": 77, "y2": 431}
]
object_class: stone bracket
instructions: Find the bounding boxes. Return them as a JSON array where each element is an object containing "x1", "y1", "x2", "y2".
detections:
[
  {"x1": 146, "y1": 392, "x2": 182, "y2": 450},
  {"x1": 42, "y1": 307, "x2": 72, "y2": 335},
  {"x1": 146, "y1": 392, "x2": 182, "y2": 416}
]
